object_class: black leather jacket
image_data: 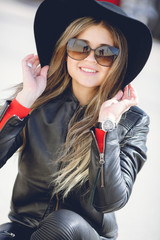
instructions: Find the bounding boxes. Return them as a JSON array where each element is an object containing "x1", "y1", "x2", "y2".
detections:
[{"x1": 0, "y1": 89, "x2": 149, "y2": 239}]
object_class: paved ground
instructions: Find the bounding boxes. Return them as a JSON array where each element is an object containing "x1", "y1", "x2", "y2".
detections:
[{"x1": 0, "y1": 1, "x2": 160, "y2": 239}]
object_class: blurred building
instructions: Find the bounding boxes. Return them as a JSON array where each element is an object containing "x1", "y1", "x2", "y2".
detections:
[
  {"x1": 20, "y1": 0, "x2": 160, "y2": 40},
  {"x1": 120, "y1": 0, "x2": 160, "y2": 40}
]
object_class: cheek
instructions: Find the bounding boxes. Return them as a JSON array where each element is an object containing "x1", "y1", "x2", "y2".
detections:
[
  {"x1": 67, "y1": 57, "x2": 78, "y2": 78},
  {"x1": 100, "y1": 67, "x2": 110, "y2": 83},
  {"x1": 104, "y1": 67, "x2": 110, "y2": 76},
  {"x1": 67, "y1": 57, "x2": 76, "y2": 77}
]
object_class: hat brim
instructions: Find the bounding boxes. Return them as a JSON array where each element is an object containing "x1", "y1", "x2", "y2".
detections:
[{"x1": 34, "y1": 0, "x2": 152, "y2": 87}]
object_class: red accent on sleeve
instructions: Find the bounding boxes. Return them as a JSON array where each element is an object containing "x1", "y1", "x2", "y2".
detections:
[
  {"x1": 95, "y1": 128, "x2": 105, "y2": 153},
  {"x1": 0, "y1": 98, "x2": 31, "y2": 130},
  {"x1": 96, "y1": 0, "x2": 121, "y2": 7}
]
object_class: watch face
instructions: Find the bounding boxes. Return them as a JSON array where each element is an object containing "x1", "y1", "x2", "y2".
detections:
[{"x1": 102, "y1": 119, "x2": 115, "y2": 132}]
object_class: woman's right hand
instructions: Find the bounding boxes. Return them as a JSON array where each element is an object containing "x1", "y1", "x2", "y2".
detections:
[
  {"x1": 98, "y1": 84, "x2": 138, "y2": 124},
  {"x1": 16, "y1": 54, "x2": 49, "y2": 108}
]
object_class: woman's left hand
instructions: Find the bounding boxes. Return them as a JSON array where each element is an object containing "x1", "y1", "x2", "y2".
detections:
[{"x1": 98, "y1": 84, "x2": 138, "y2": 124}]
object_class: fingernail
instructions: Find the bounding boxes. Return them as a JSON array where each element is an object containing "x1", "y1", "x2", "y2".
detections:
[{"x1": 27, "y1": 62, "x2": 32, "y2": 68}]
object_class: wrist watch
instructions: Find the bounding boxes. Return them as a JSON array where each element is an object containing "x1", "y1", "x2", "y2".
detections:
[{"x1": 96, "y1": 118, "x2": 116, "y2": 132}]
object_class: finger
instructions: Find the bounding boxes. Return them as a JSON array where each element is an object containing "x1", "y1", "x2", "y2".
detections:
[
  {"x1": 40, "y1": 65, "x2": 49, "y2": 78},
  {"x1": 128, "y1": 83, "x2": 136, "y2": 95},
  {"x1": 122, "y1": 85, "x2": 129, "y2": 99},
  {"x1": 129, "y1": 84, "x2": 138, "y2": 104},
  {"x1": 32, "y1": 59, "x2": 40, "y2": 71},
  {"x1": 32, "y1": 55, "x2": 39, "y2": 63},
  {"x1": 29, "y1": 55, "x2": 38, "y2": 67},
  {"x1": 128, "y1": 84, "x2": 136, "y2": 97},
  {"x1": 112, "y1": 90, "x2": 123, "y2": 101},
  {"x1": 122, "y1": 84, "x2": 136, "y2": 99},
  {"x1": 35, "y1": 65, "x2": 41, "y2": 75},
  {"x1": 22, "y1": 54, "x2": 35, "y2": 71}
]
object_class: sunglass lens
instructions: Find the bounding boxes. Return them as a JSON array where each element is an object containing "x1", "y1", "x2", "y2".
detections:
[
  {"x1": 95, "y1": 46, "x2": 119, "y2": 66},
  {"x1": 67, "y1": 39, "x2": 90, "y2": 60}
]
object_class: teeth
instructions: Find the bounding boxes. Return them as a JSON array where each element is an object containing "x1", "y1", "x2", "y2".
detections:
[{"x1": 81, "y1": 67, "x2": 96, "y2": 73}]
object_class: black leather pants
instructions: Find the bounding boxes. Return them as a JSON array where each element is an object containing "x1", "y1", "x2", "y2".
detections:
[
  {"x1": 0, "y1": 222, "x2": 35, "y2": 240},
  {"x1": 0, "y1": 210, "x2": 115, "y2": 240},
  {"x1": 31, "y1": 209, "x2": 105, "y2": 240}
]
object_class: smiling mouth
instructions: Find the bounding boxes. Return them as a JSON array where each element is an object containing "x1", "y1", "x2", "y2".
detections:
[{"x1": 80, "y1": 67, "x2": 97, "y2": 73}]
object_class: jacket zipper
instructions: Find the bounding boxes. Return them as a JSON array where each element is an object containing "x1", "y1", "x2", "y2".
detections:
[
  {"x1": 91, "y1": 130, "x2": 106, "y2": 188},
  {"x1": 99, "y1": 152, "x2": 105, "y2": 187},
  {"x1": 89, "y1": 130, "x2": 106, "y2": 205},
  {"x1": 1, "y1": 231, "x2": 15, "y2": 238},
  {"x1": 55, "y1": 193, "x2": 59, "y2": 211}
]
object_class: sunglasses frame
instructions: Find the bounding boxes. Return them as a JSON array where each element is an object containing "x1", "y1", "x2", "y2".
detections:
[{"x1": 66, "y1": 38, "x2": 119, "y2": 67}]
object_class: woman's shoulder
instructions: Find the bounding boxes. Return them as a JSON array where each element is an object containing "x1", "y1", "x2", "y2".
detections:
[{"x1": 119, "y1": 106, "x2": 150, "y2": 131}]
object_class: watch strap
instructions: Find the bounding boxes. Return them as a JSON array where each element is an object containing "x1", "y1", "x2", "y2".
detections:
[{"x1": 96, "y1": 122, "x2": 103, "y2": 129}]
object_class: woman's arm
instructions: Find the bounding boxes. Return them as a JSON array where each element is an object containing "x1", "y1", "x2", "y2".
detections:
[
  {"x1": 88, "y1": 84, "x2": 149, "y2": 212},
  {"x1": 0, "y1": 54, "x2": 48, "y2": 167},
  {"x1": 89, "y1": 110, "x2": 149, "y2": 212},
  {"x1": 0, "y1": 115, "x2": 29, "y2": 168}
]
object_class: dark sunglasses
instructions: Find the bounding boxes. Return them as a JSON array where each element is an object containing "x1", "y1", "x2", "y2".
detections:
[{"x1": 66, "y1": 38, "x2": 119, "y2": 67}]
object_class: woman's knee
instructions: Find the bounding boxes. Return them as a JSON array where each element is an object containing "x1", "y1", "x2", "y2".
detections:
[{"x1": 31, "y1": 209, "x2": 100, "y2": 240}]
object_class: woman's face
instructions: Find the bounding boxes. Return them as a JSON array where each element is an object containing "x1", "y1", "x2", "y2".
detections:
[{"x1": 67, "y1": 24, "x2": 114, "y2": 93}]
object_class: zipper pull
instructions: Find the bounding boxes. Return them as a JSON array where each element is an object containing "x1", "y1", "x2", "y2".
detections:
[
  {"x1": 99, "y1": 153, "x2": 105, "y2": 165},
  {"x1": 55, "y1": 193, "x2": 59, "y2": 211},
  {"x1": 1, "y1": 231, "x2": 15, "y2": 237}
]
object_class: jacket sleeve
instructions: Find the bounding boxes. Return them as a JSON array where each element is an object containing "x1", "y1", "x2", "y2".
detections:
[
  {"x1": 89, "y1": 109, "x2": 150, "y2": 213},
  {"x1": 0, "y1": 101, "x2": 29, "y2": 168}
]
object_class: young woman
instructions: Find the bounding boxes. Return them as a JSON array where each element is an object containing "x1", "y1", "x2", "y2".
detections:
[{"x1": 0, "y1": 0, "x2": 152, "y2": 239}]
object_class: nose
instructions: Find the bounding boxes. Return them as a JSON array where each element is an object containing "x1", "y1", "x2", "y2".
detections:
[{"x1": 85, "y1": 49, "x2": 97, "y2": 63}]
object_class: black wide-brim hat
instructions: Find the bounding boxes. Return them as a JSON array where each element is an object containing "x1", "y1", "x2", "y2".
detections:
[{"x1": 34, "y1": 0, "x2": 152, "y2": 87}]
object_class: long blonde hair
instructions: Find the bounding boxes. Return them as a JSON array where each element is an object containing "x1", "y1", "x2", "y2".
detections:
[
  {"x1": 13, "y1": 17, "x2": 128, "y2": 198},
  {"x1": 47, "y1": 17, "x2": 128, "y2": 198}
]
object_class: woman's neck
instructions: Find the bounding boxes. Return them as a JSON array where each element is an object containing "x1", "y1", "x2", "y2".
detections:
[{"x1": 72, "y1": 83, "x2": 97, "y2": 106}]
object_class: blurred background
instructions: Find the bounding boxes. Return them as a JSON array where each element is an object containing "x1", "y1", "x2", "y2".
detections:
[{"x1": 0, "y1": 0, "x2": 160, "y2": 239}]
